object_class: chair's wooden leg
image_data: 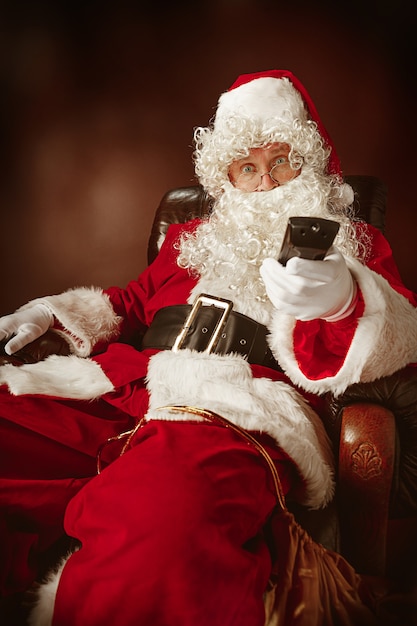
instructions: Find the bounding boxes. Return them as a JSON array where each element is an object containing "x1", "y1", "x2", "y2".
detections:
[{"x1": 338, "y1": 402, "x2": 396, "y2": 576}]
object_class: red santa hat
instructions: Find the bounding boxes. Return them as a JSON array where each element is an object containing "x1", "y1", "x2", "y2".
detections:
[{"x1": 213, "y1": 69, "x2": 341, "y2": 177}]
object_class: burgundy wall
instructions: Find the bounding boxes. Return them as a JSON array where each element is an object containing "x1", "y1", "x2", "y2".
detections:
[{"x1": 1, "y1": 1, "x2": 416, "y2": 315}]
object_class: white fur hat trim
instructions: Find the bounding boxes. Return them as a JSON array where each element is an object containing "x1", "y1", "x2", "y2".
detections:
[{"x1": 214, "y1": 77, "x2": 307, "y2": 134}]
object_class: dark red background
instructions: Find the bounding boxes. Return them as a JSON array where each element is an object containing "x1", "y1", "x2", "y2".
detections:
[{"x1": 1, "y1": 0, "x2": 416, "y2": 314}]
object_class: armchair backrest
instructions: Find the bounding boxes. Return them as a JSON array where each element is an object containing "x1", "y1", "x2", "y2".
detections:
[{"x1": 147, "y1": 175, "x2": 387, "y2": 265}]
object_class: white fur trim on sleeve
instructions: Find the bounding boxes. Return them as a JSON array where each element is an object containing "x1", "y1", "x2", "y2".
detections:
[
  {"x1": 19, "y1": 287, "x2": 122, "y2": 357},
  {"x1": 145, "y1": 349, "x2": 334, "y2": 508},
  {"x1": 0, "y1": 355, "x2": 114, "y2": 399},
  {"x1": 268, "y1": 259, "x2": 417, "y2": 396}
]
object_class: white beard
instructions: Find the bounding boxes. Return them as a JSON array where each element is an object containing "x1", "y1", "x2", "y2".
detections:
[{"x1": 177, "y1": 168, "x2": 356, "y2": 324}]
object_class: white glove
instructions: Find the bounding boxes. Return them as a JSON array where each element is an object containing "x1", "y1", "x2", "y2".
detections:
[
  {"x1": 260, "y1": 247, "x2": 356, "y2": 322},
  {"x1": 0, "y1": 303, "x2": 54, "y2": 355}
]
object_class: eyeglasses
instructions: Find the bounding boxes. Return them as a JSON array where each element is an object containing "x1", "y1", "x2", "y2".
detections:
[{"x1": 232, "y1": 157, "x2": 300, "y2": 192}]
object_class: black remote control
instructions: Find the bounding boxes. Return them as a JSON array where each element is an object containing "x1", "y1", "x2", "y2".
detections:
[{"x1": 278, "y1": 217, "x2": 340, "y2": 266}]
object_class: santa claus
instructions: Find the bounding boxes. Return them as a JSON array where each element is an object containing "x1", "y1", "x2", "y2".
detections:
[{"x1": 0, "y1": 70, "x2": 416, "y2": 625}]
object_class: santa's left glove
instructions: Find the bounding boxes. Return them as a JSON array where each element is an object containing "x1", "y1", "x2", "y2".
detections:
[
  {"x1": 260, "y1": 246, "x2": 357, "y2": 322},
  {"x1": 0, "y1": 303, "x2": 54, "y2": 355}
]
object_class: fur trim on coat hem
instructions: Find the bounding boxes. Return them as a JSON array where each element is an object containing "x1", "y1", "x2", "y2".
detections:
[
  {"x1": 28, "y1": 549, "x2": 77, "y2": 626},
  {"x1": 0, "y1": 354, "x2": 114, "y2": 399}
]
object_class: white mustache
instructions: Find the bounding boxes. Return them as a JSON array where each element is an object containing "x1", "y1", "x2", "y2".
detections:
[{"x1": 177, "y1": 168, "x2": 355, "y2": 310}]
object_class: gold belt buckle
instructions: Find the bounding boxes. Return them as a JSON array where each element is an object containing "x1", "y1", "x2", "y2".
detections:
[{"x1": 172, "y1": 293, "x2": 233, "y2": 354}]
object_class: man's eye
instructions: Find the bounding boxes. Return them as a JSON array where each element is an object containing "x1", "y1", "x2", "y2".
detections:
[
  {"x1": 241, "y1": 164, "x2": 256, "y2": 174},
  {"x1": 273, "y1": 157, "x2": 287, "y2": 166}
]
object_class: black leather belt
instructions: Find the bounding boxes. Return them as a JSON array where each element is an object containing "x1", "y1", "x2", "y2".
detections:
[{"x1": 141, "y1": 294, "x2": 283, "y2": 373}]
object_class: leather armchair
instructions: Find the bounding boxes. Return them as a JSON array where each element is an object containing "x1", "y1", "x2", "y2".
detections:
[{"x1": 1, "y1": 176, "x2": 417, "y2": 620}]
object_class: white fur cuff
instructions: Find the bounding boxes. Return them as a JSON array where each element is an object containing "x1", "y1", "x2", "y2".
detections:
[
  {"x1": 268, "y1": 259, "x2": 417, "y2": 396},
  {"x1": 0, "y1": 355, "x2": 114, "y2": 399},
  {"x1": 20, "y1": 288, "x2": 122, "y2": 357}
]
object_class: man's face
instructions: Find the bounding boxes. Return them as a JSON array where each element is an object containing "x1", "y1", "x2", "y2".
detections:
[
  {"x1": 179, "y1": 145, "x2": 355, "y2": 306},
  {"x1": 228, "y1": 143, "x2": 301, "y2": 192}
]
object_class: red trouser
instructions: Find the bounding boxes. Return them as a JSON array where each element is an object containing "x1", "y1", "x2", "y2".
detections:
[
  {"x1": 0, "y1": 387, "x2": 134, "y2": 595},
  {"x1": 54, "y1": 419, "x2": 296, "y2": 626}
]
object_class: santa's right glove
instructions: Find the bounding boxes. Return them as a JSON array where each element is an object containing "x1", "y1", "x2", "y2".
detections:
[
  {"x1": 260, "y1": 246, "x2": 357, "y2": 322},
  {"x1": 0, "y1": 303, "x2": 54, "y2": 355}
]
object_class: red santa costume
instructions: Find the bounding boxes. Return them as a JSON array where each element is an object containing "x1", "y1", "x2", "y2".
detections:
[{"x1": 0, "y1": 70, "x2": 416, "y2": 626}]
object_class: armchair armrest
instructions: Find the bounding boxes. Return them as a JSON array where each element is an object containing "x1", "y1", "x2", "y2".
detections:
[
  {"x1": 326, "y1": 367, "x2": 417, "y2": 517},
  {"x1": 324, "y1": 366, "x2": 417, "y2": 576},
  {"x1": 0, "y1": 330, "x2": 71, "y2": 366},
  {"x1": 338, "y1": 402, "x2": 396, "y2": 576}
]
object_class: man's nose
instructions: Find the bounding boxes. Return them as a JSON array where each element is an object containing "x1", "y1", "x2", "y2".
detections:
[{"x1": 258, "y1": 172, "x2": 277, "y2": 191}]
